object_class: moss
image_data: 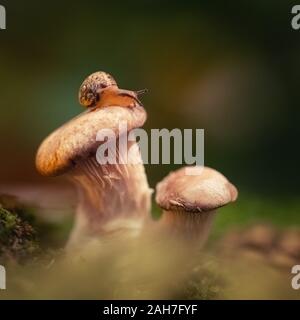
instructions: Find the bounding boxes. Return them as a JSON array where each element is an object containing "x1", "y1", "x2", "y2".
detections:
[
  {"x1": 181, "y1": 271, "x2": 223, "y2": 300},
  {"x1": 0, "y1": 195, "x2": 41, "y2": 264}
]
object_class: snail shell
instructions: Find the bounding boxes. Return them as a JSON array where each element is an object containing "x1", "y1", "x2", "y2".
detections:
[{"x1": 79, "y1": 71, "x2": 117, "y2": 108}]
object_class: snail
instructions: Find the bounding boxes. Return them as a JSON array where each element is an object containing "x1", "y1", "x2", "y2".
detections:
[{"x1": 79, "y1": 71, "x2": 147, "y2": 109}]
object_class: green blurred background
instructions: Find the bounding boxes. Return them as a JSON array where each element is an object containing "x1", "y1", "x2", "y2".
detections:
[{"x1": 0, "y1": 0, "x2": 299, "y2": 232}]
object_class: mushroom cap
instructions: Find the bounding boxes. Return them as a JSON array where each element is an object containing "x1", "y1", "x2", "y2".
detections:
[
  {"x1": 155, "y1": 166, "x2": 238, "y2": 213},
  {"x1": 36, "y1": 105, "x2": 147, "y2": 177}
]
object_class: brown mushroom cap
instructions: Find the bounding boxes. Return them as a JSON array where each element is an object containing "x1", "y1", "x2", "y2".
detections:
[
  {"x1": 155, "y1": 166, "x2": 238, "y2": 213},
  {"x1": 36, "y1": 105, "x2": 147, "y2": 177}
]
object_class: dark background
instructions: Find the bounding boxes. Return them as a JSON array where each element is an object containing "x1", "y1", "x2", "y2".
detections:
[{"x1": 0, "y1": 0, "x2": 299, "y2": 230}]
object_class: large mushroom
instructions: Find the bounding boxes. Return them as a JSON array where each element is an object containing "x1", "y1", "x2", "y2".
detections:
[
  {"x1": 36, "y1": 72, "x2": 152, "y2": 247},
  {"x1": 155, "y1": 166, "x2": 238, "y2": 247}
]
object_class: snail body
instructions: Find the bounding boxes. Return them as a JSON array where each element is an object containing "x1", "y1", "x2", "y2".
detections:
[{"x1": 79, "y1": 71, "x2": 146, "y2": 109}]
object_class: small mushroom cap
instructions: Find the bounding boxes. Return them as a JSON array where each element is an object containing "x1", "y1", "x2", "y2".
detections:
[
  {"x1": 36, "y1": 105, "x2": 147, "y2": 177},
  {"x1": 155, "y1": 166, "x2": 238, "y2": 213}
]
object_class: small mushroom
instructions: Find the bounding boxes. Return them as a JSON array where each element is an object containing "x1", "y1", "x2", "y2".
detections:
[
  {"x1": 277, "y1": 230, "x2": 300, "y2": 259},
  {"x1": 36, "y1": 74, "x2": 152, "y2": 248},
  {"x1": 241, "y1": 224, "x2": 277, "y2": 252},
  {"x1": 155, "y1": 166, "x2": 238, "y2": 247}
]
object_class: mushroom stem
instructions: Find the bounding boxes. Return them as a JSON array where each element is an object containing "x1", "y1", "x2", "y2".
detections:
[
  {"x1": 159, "y1": 209, "x2": 216, "y2": 247},
  {"x1": 67, "y1": 137, "x2": 152, "y2": 247}
]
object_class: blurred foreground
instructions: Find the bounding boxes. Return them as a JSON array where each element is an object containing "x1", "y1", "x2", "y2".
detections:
[{"x1": 0, "y1": 187, "x2": 299, "y2": 300}]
